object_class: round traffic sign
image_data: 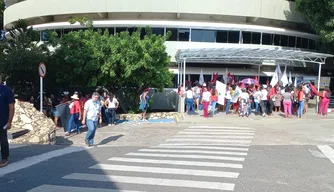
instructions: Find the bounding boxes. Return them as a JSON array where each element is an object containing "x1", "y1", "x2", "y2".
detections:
[{"x1": 38, "y1": 62, "x2": 46, "y2": 78}]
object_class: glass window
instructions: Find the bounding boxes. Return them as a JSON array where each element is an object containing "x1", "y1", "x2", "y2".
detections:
[
  {"x1": 63, "y1": 28, "x2": 72, "y2": 34},
  {"x1": 252, "y1": 32, "x2": 261, "y2": 44},
  {"x1": 288, "y1": 36, "x2": 296, "y2": 47},
  {"x1": 216, "y1": 30, "x2": 228, "y2": 43},
  {"x1": 228, "y1": 31, "x2": 240, "y2": 43},
  {"x1": 242, "y1": 31, "x2": 251, "y2": 44},
  {"x1": 191, "y1": 29, "x2": 202, "y2": 42},
  {"x1": 262, "y1": 33, "x2": 272, "y2": 45},
  {"x1": 273, "y1": 34, "x2": 281, "y2": 46},
  {"x1": 41, "y1": 31, "x2": 47, "y2": 41},
  {"x1": 202, "y1": 30, "x2": 216, "y2": 42},
  {"x1": 281, "y1": 35, "x2": 288, "y2": 47},
  {"x1": 296, "y1": 37, "x2": 302, "y2": 48},
  {"x1": 152, "y1": 28, "x2": 164, "y2": 36},
  {"x1": 178, "y1": 28, "x2": 190, "y2": 41},
  {"x1": 166, "y1": 28, "x2": 177, "y2": 41},
  {"x1": 55, "y1": 29, "x2": 62, "y2": 38},
  {"x1": 309, "y1": 39, "x2": 316, "y2": 49},
  {"x1": 301, "y1": 38, "x2": 308, "y2": 49}
]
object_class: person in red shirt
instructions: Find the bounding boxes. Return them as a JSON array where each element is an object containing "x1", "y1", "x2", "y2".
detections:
[{"x1": 65, "y1": 94, "x2": 82, "y2": 135}]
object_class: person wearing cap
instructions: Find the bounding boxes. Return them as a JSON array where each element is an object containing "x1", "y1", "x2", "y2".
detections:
[
  {"x1": 0, "y1": 75, "x2": 15, "y2": 167},
  {"x1": 139, "y1": 88, "x2": 150, "y2": 120},
  {"x1": 65, "y1": 93, "x2": 82, "y2": 136}
]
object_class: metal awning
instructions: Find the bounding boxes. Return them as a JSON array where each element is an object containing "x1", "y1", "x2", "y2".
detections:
[{"x1": 175, "y1": 47, "x2": 333, "y2": 65}]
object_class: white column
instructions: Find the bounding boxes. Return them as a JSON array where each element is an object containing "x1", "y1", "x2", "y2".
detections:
[
  {"x1": 179, "y1": 61, "x2": 183, "y2": 86},
  {"x1": 258, "y1": 65, "x2": 261, "y2": 81},
  {"x1": 316, "y1": 63, "x2": 322, "y2": 113}
]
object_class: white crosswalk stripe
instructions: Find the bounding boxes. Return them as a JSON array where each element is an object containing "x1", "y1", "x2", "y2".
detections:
[
  {"x1": 63, "y1": 173, "x2": 235, "y2": 191},
  {"x1": 29, "y1": 125, "x2": 255, "y2": 192},
  {"x1": 151, "y1": 145, "x2": 249, "y2": 151},
  {"x1": 138, "y1": 148, "x2": 247, "y2": 156}
]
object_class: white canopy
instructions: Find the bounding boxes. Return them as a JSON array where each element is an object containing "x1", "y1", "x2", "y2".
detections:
[{"x1": 175, "y1": 47, "x2": 333, "y2": 65}]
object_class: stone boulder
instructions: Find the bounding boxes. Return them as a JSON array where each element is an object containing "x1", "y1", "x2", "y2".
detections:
[{"x1": 10, "y1": 100, "x2": 56, "y2": 145}]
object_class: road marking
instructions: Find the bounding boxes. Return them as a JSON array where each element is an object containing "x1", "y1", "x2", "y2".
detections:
[
  {"x1": 9, "y1": 144, "x2": 27, "y2": 149},
  {"x1": 173, "y1": 135, "x2": 253, "y2": 139},
  {"x1": 151, "y1": 145, "x2": 249, "y2": 151},
  {"x1": 139, "y1": 149, "x2": 247, "y2": 156},
  {"x1": 317, "y1": 145, "x2": 334, "y2": 164},
  {"x1": 126, "y1": 152, "x2": 245, "y2": 161},
  {"x1": 0, "y1": 146, "x2": 86, "y2": 178},
  {"x1": 90, "y1": 164, "x2": 240, "y2": 178},
  {"x1": 189, "y1": 126, "x2": 254, "y2": 130},
  {"x1": 159, "y1": 143, "x2": 250, "y2": 147},
  {"x1": 63, "y1": 173, "x2": 235, "y2": 191},
  {"x1": 108, "y1": 157, "x2": 243, "y2": 168},
  {"x1": 185, "y1": 129, "x2": 255, "y2": 132},
  {"x1": 179, "y1": 131, "x2": 255, "y2": 135},
  {"x1": 166, "y1": 138, "x2": 252, "y2": 143},
  {"x1": 28, "y1": 185, "x2": 142, "y2": 192}
]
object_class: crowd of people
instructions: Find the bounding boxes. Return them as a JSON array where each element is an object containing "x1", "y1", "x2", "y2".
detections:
[{"x1": 179, "y1": 80, "x2": 332, "y2": 118}]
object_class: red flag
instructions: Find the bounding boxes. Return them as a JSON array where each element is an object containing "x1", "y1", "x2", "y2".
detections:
[
  {"x1": 212, "y1": 72, "x2": 219, "y2": 83},
  {"x1": 309, "y1": 83, "x2": 323, "y2": 97}
]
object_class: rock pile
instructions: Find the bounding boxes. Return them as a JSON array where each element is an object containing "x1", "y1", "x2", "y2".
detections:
[{"x1": 10, "y1": 100, "x2": 56, "y2": 145}]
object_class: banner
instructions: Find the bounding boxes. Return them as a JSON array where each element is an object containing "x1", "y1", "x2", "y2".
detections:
[
  {"x1": 231, "y1": 86, "x2": 241, "y2": 103},
  {"x1": 216, "y1": 81, "x2": 226, "y2": 105}
]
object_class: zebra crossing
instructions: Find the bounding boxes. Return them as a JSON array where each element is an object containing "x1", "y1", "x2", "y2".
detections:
[{"x1": 28, "y1": 125, "x2": 255, "y2": 192}]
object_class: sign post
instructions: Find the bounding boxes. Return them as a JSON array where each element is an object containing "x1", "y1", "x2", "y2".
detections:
[{"x1": 38, "y1": 62, "x2": 46, "y2": 112}]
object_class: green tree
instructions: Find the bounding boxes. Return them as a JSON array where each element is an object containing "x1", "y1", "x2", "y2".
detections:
[
  {"x1": 52, "y1": 26, "x2": 173, "y2": 90},
  {"x1": 0, "y1": 19, "x2": 54, "y2": 98},
  {"x1": 295, "y1": 0, "x2": 334, "y2": 49}
]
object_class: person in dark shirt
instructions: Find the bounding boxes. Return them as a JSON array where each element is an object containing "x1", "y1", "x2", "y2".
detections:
[{"x1": 0, "y1": 75, "x2": 15, "y2": 167}]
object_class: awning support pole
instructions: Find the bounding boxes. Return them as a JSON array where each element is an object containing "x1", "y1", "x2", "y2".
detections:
[
  {"x1": 177, "y1": 62, "x2": 180, "y2": 85},
  {"x1": 183, "y1": 59, "x2": 186, "y2": 91},
  {"x1": 316, "y1": 63, "x2": 322, "y2": 113},
  {"x1": 258, "y1": 65, "x2": 261, "y2": 82}
]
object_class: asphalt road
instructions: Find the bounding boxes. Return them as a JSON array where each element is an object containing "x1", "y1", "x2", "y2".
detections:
[{"x1": 1, "y1": 118, "x2": 334, "y2": 192}]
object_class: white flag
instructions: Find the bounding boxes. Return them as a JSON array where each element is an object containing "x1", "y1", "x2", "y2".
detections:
[
  {"x1": 281, "y1": 65, "x2": 289, "y2": 87},
  {"x1": 294, "y1": 77, "x2": 297, "y2": 87},
  {"x1": 288, "y1": 71, "x2": 292, "y2": 84},
  {"x1": 270, "y1": 73, "x2": 279, "y2": 87},
  {"x1": 199, "y1": 69, "x2": 204, "y2": 85},
  {"x1": 216, "y1": 81, "x2": 226, "y2": 105},
  {"x1": 275, "y1": 64, "x2": 282, "y2": 80}
]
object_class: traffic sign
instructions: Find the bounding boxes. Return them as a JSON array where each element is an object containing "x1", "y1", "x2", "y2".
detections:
[{"x1": 38, "y1": 62, "x2": 46, "y2": 78}]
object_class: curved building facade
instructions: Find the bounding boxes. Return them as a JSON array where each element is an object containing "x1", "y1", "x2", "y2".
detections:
[{"x1": 4, "y1": 0, "x2": 327, "y2": 85}]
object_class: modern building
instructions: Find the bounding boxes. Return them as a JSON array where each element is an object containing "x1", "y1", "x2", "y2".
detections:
[{"x1": 3, "y1": 0, "x2": 333, "y2": 88}]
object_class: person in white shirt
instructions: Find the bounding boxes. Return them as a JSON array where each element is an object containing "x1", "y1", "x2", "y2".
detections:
[
  {"x1": 225, "y1": 86, "x2": 232, "y2": 114},
  {"x1": 260, "y1": 85, "x2": 268, "y2": 117},
  {"x1": 303, "y1": 83, "x2": 310, "y2": 113},
  {"x1": 192, "y1": 82, "x2": 201, "y2": 110},
  {"x1": 105, "y1": 93, "x2": 119, "y2": 126},
  {"x1": 253, "y1": 86, "x2": 261, "y2": 114},
  {"x1": 185, "y1": 86, "x2": 195, "y2": 115},
  {"x1": 82, "y1": 92, "x2": 102, "y2": 146},
  {"x1": 201, "y1": 86, "x2": 211, "y2": 118}
]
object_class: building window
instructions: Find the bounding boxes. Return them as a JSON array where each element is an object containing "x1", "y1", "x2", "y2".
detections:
[
  {"x1": 202, "y1": 30, "x2": 216, "y2": 42},
  {"x1": 273, "y1": 34, "x2": 281, "y2": 46},
  {"x1": 166, "y1": 28, "x2": 177, "y2": 41},
  {"x1": 301, "y1": 38, "x2": 308, "y2": 49},
  {"x1": 228, "y1": 31, "x2": 239, "y2": 43},
  {"x1": 242, "y1": 31, "x2": 251, "y2": 44},
  {"x1": 216, "y1": 30, "x2": 228, "y2": 43},
  {"x1": 280, "y1": 35, "x2": 288, "y2": 47},
  {"x1": 262, "y1": 33, "x2": 272, "y2": 45},
  {"x1": 288, "y1": 36, "x2": 296, "y2": 47},
  {"x1": 152, "y1": 28, "x2": 164, "y2": 36},
  {"x1": 40, "y1": 31, "x2": 47, "y2": 41},
  {"x1": 309, "y1": 39, "x2": 316, "y2": 49},
  {"x1": 252, "y1": 32, "x2": 261, "y2": 44},
  {"x1": 296, "y1": 37, "x2": 302, "y2": 48},
  {"x1": 191, "y1": 29, "x2": 203, "y2": 42},
  {"x1": 116, "y1": 27, "x2": 127, "y2": 34},
  {"x1": 178, "y1": 28, "x2": 190, "y2": 41},
  {"x1": 191, "y1": 29, "x2": 216, "y2": 42}
]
